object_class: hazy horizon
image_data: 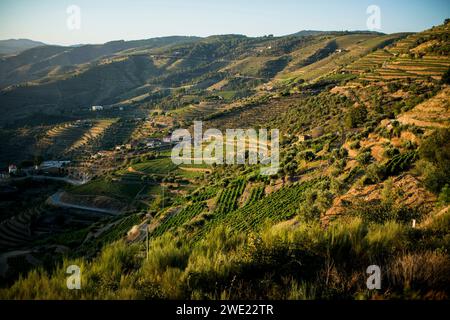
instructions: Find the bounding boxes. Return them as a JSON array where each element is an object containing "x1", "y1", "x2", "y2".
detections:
[
  {"x1": 0, "y1": 29, "x2": 402, "y2": 47},
  {"x1": 0, "y1": 0, "x2": 449, "y2": 46}
]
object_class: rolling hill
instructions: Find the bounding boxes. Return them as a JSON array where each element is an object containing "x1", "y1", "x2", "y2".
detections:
[
  {"x1": 0, "y1": 31, "x2": 408, "y2": 127},
  {"x1": 0, "y1": 39, "x2": 46, "y2": 56},
  {"x1": 0, "y1": 20, "x2": 449, "y2": 300}
]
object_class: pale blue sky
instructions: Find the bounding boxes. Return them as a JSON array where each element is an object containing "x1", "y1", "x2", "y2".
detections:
[{"x1": 0, "y1": 0, "x2": 449, "y2": 45}]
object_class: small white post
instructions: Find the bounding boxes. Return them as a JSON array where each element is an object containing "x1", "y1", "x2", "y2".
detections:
[{"x1": 412, "y1": 219, "x2": 416, "y2": 229}]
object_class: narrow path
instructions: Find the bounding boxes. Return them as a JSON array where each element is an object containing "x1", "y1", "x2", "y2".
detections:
[
  {"x1": 47, "y1": 192, "x2": 120, "y2": 215},
  {"x1": 29, "y1": 175, "x2": 86, "y2": 186}
]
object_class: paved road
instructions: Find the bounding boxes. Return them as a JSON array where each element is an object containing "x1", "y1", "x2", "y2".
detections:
[
  {"x1": 11, "y1": 174, "x2": 86, "y2": 186},
  {"x1": 47, "y1": 192, "x2": 120, "y2": 215},
  {"x1": 29, "y1": 175, "x2": 86, "y2": 186}
]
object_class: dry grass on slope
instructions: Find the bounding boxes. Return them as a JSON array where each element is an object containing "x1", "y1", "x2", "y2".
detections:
[
  {"x1": 324, "y1": 174, "x2": 436, "y2": 220},
  {"x1": 397, "y1": 86, "x2": 450, "y2": 129}
]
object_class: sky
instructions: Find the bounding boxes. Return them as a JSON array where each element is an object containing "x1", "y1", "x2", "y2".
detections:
[{"x1": 0, "y1": 0, "x2": 449, "y2": 46}]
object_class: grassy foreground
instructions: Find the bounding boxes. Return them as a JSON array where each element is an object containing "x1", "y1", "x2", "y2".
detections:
[{"x1": 1, "y1": 204, "x2": 448, "y2": 300}]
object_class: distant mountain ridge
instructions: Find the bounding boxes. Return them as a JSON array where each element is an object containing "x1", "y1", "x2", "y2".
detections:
[
  {"x1": 0, "y1": 36, "x2": 200, "y2": 89},
  {"x1": 290, "y1": 30, "x2": 385, "y2": 37},
  {"x1": 0, "y1": 31, "x2": 410, "y2": 126},
  {"x1": 0, "y1": 39, "x2": 47, "y2": 55},
  {"x1": 2, "y1": 22, "x2": 448, "y2": 128}
]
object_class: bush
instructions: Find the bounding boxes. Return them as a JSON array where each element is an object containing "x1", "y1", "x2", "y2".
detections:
[
  {"x1": 298, "y1": 189, "x2": 333, "y2": 221},
  {"x1": 417, "y1": 160, "x2": 447, "y2": 193},
  {"x1": 350, "y1": 141, "x2": 361, "y2": 150},
  {"x1": 357, "y1": 151, "x2": 373, "y2": 166},
  {"x1": 364, "y1": 221, "x2": 407, "y2": 262},
  {"x1": 387, "y1": 251, "x2": 450, "y2": 296},
  {"x1": 442, "y1": 67, "x2": 450, "y2": 85},
  {"x1": 418, "y1": 129, "x2": 450, "y2": 193},
  {"x1": 385, "y1": 151, "x2": 417, "y2": 176},
  {"x1": 345, "y1": 106, "x2": 368, "y2": 128},
  {"x1": 2, "y1": 215, "x2": 449, "y2": 300},
  {"x1": 363, "y1": 163, "x2": 385, "y2": 184},
  {"x1": 346, "y1": 181, "x2": 420, "y2": 225},
  {"x1": 300, "y1": 150, "x2": 316, "y2": 161},
  {"x1": 384, "y1": 146, "x2": 400, "y2": 158},
  {"x1": 438, "y1": 184, "x2": 450, "y2": 205}
]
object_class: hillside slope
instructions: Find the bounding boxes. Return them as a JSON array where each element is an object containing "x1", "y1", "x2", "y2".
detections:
[
  {"x1": 0, "y1": 39, "x2": 46, "y2": 56},
  {"x1": 0, "y1": 22, "x2": 449, "y2": 300},
  {"x1": 0, "y1": 32, "x2": 402, "y2": 127}
]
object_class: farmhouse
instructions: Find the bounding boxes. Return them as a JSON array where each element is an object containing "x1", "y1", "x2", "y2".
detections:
[
  {"x1": 38, "y1": 161, "x2": 71, "y2": 174},
  {"x1": 145, "y1": 139, "x2": 162, "y2": 148},
  {"x1": 91, "y1": 151, "x2": 113, "y2": 159},
  {"x1": 298, "y1": 134, "x2": 312, "y2": 142},
  {"x1": 8, "y1": 164, "x2": 18, "y2": 174},
  {"x1": 91, "y1": 105, "x2": 104, "y2": 111}
]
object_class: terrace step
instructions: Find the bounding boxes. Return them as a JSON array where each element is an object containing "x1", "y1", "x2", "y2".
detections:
[
  {"x1": 0, "y1": 223, "x2": 31, "y2": 241},
  {"x1": 5, "y1": 219, "x2": 31, "y2": 236},
  {"x1": 0, "y1": 238, "x2": 27, "y2": 249}
]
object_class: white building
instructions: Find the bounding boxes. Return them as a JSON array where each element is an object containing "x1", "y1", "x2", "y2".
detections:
[
  {"x1": 39, "y1": 161, "x2": 71, "y2": 171},
  {"x1": 8, "y1": 164, "x2": 18, "y2": 174},
  {"x1": 91, "y1": 105, "x2": 104, "y2": 111}
]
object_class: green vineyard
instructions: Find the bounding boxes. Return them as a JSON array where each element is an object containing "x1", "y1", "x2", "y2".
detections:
[
  {"x1": 244, "y1": 184, "x2": 265, "y2": 207},
  {"x1": 385, "y1": 151, "x2": 418, "y2": 176},
  {"x1": 189, "y1": 186, "x2": 219, "y2": 203},
  {"x1": 214, "y1": 179, "x2": 247, "y2": 216},
  {"x1": 223, "y1": 180, "x2": 317, "y2": 231},
  {"x1": 77, "y1": 213, "x2": 142, "y2": 255},
  {"x1": 151, "y1": 202, "x2": 206, "y2": 237},
  {"x1": 195, "y1": 179, "x2": 321, "y2": 239}
]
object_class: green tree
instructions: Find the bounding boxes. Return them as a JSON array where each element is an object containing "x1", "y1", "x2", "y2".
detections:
[
  {"x1": 345, "y1": 106, "x2": 368, "y2": 128},
  {"x1": 442, "y1": 67, "x2": 450, "y2": 85},
  {"x1": 419, "y1": 129, "x2": 450, "y2": 193},
  {"x1": 438, "y1": 184, "x2": 450, "y2": 205}
]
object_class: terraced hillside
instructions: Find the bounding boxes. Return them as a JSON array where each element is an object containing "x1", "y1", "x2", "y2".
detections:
[
  {"x1": 34, "y1": 119, "x2": 120, "y2": 158},
  {"x1": 170, "y1": 101, "x2": 232, "y2": 123},
  {"x1": 277, "y1": 33, "x2": 408, "y2": 83},
  {"x1": 67, "y1": 119, "x2": 117, "y2": 152},
  {"x1": 346, "y1": 23, "x2": 450, "y2": 81},
  {"x1": 1, "y1": 20, "x2": 449, "y2": 300},
  {"x1": 37, "y1": 122, "x2": 92, "y2": 157},
  {"x1": 397, "y1": 86, "x2": 450, "y2": 128},
  {"x1": 0, "y1": 31, "x2": 415, "y2": 127}
]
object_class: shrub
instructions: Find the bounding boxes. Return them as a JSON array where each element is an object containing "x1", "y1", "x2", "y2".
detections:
[
  {"x1": 325, "y1": 218, "x2": 368, "y2": 265},
  {"x1": 346, "y1": 178, "x2": 420, "y2": 225},
  {"x1": 442, "y1": 67, "x2": 450, "y2": 85},
  {"x1": 350, "y1": 141, "x2": 361, "y2": 150},
  {"x1": 385, "y1": 152, "x2": 417, "y2": 176},
  {"x1": 417, "y1": 127, "x2": 450, "y2": 185},
  {"x1": 438, "y1": 184, "x2": 450, "y2": 205},
  {"x1": 298, "y1": 189, "x2": 333, "y2": 221},
  {"x1": 357, "y1": 151, "x2": 373, "y2": 166},
  {"x1": 387, "y1": 251, "x2": 450, "y2": 296},
  {"x1": 364, "y1": 221, "x2": 407, "y2": 262},
  {"x1": 383, "y1": 146, "x2": 400, "y2": 158},
  {"x1": 419, "y1": 128, "x2": 450, "y2": 187},
  {"x1": 300, "y1": 150, "x2": 316, "y2": 161},
  {"x1": 345, "y1": 106, "x2": 368, "y2": 128},
  {"x1": 366, "y1": 163, "x2": 386, "y2": 184}
]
